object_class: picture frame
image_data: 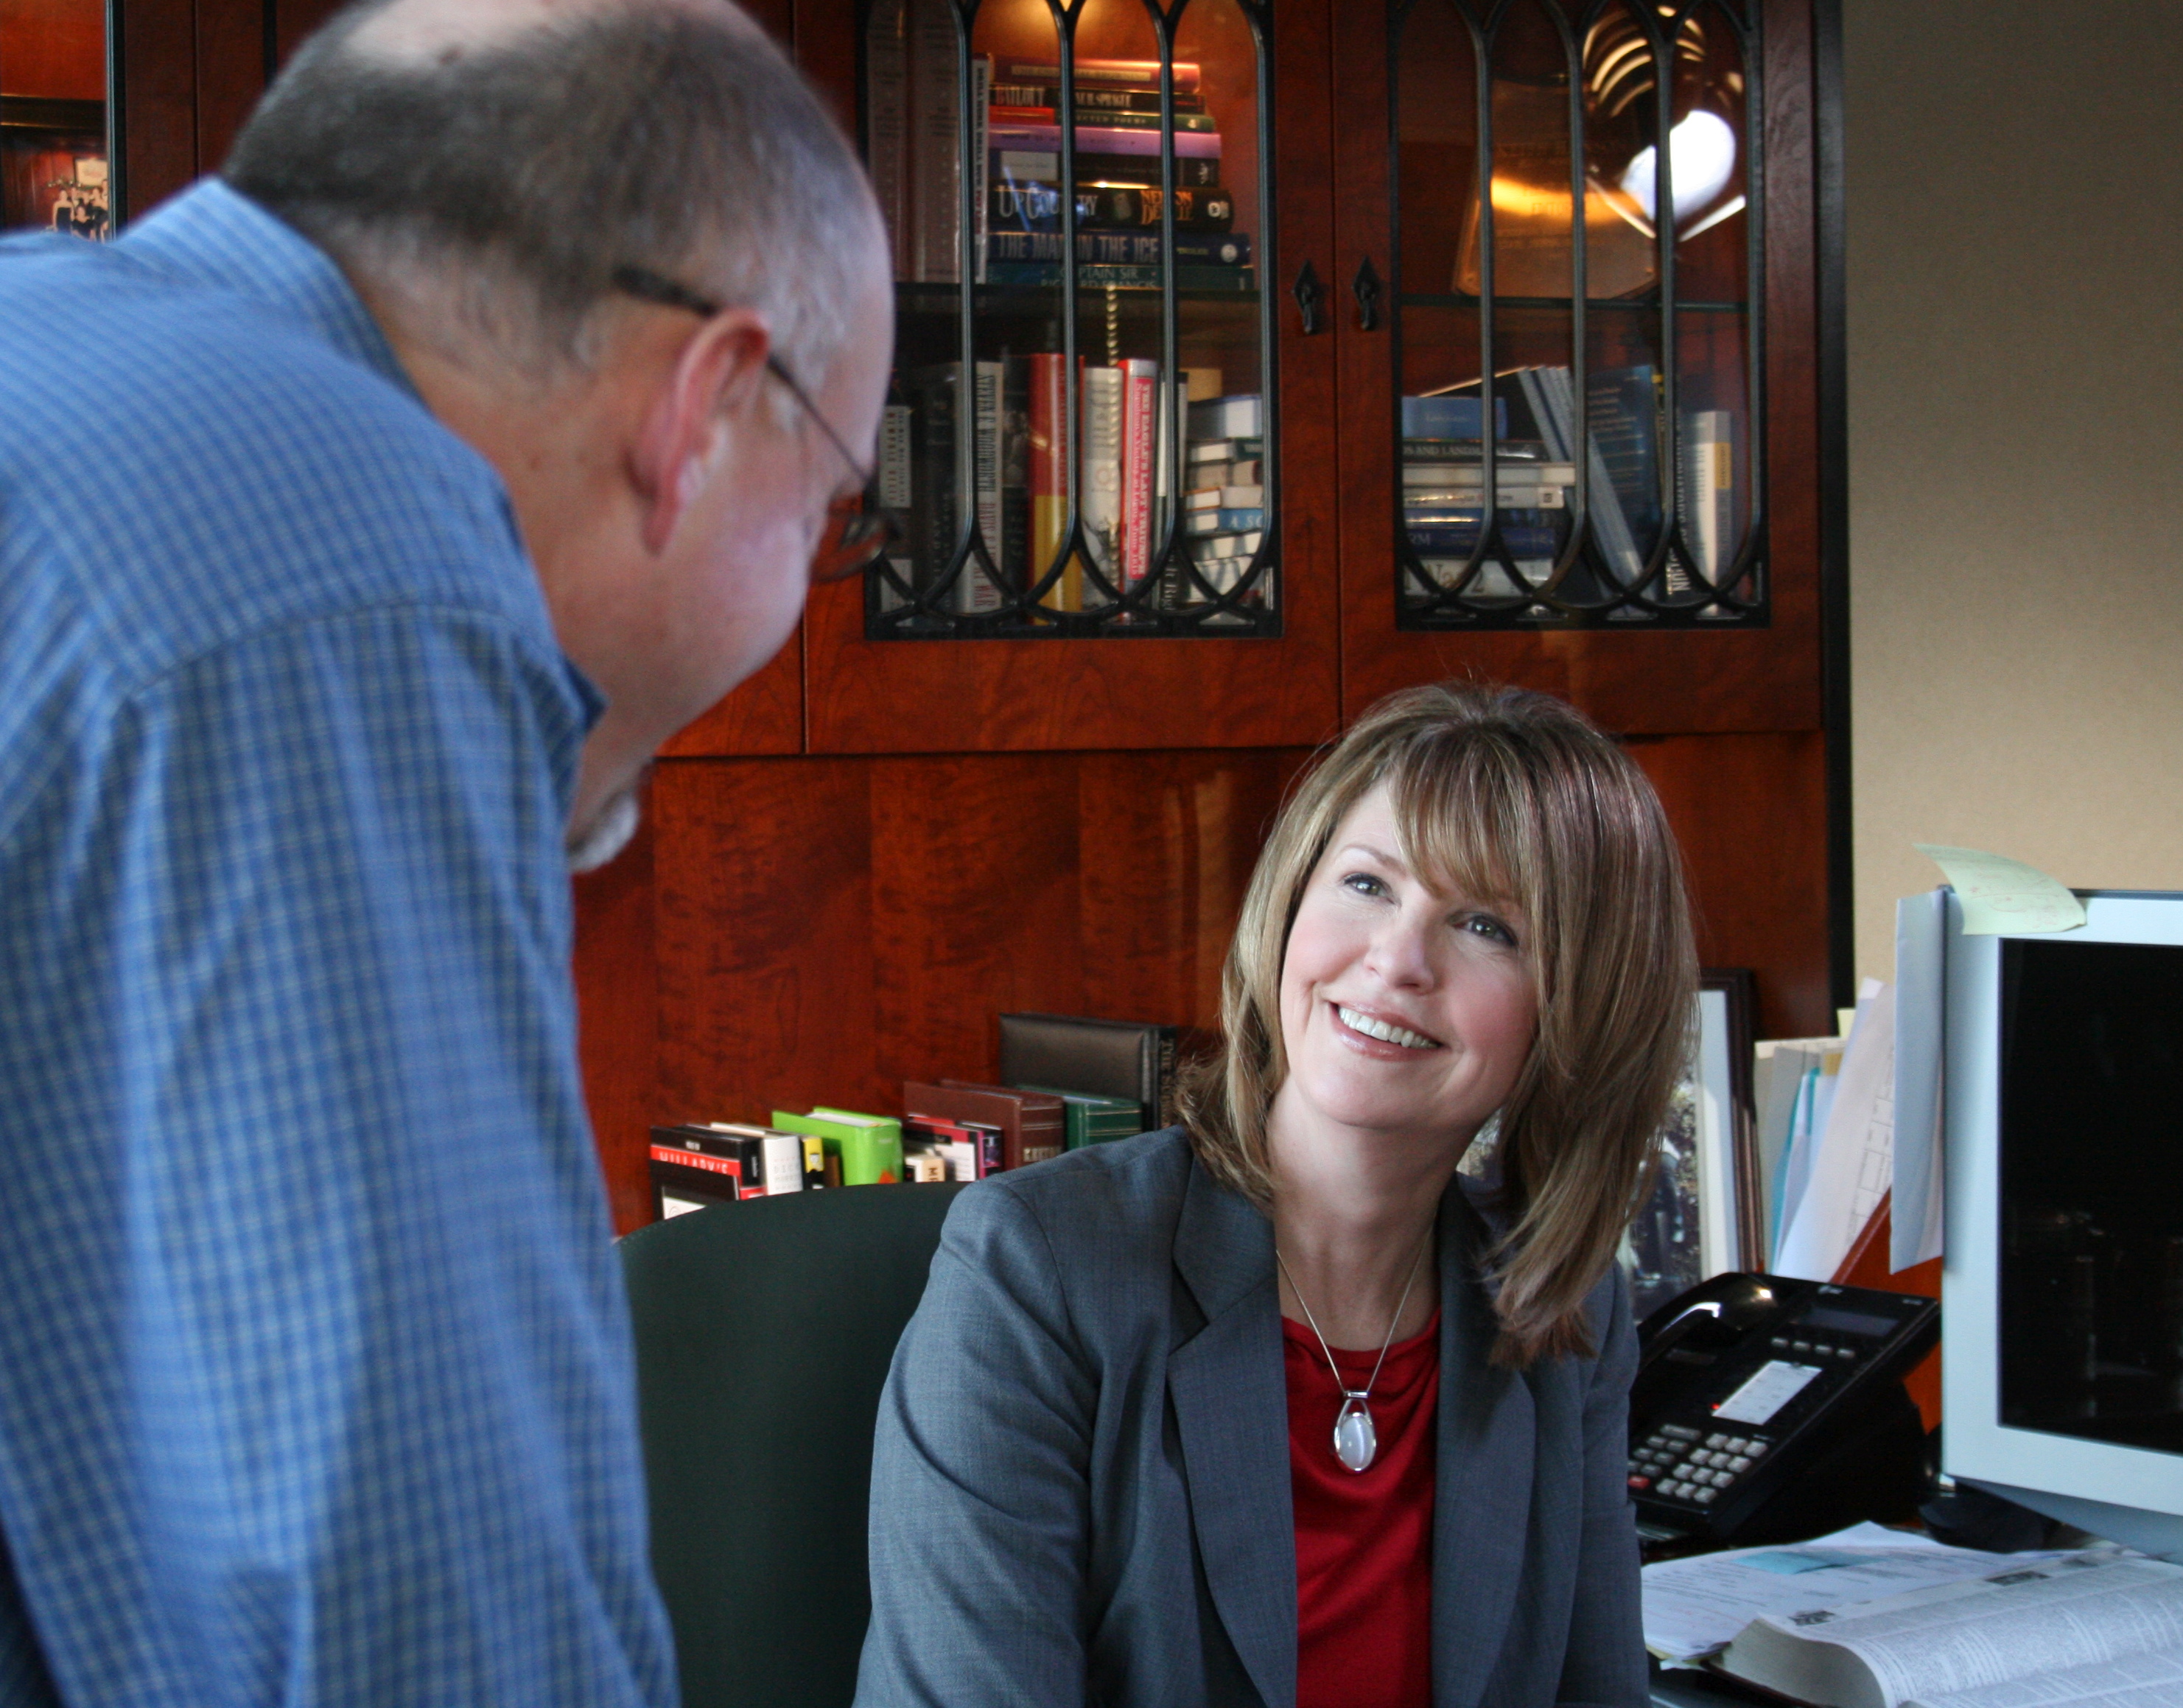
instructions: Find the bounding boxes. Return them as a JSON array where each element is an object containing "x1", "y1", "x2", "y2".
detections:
[
  {"x1": 1, "y1": 98, "x2": 108, "y2": 240},
  {"x1": 1625, "y1": 967, "x2": 1762, "y2": 1325}
]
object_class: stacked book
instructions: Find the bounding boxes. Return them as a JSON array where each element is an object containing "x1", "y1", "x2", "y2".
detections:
[
  {"x1": 1181, "y1": 393, "x2": 1266, "y2": 597},
  {"x1": 983, "y1": 56, "x2": 1253, "y2": 291},
  {"x1": 1401, "y1": 393, "x2": 1569, "y2": 598},
  {"x1": 865, "y1": 7, "x2": 1253, "y2": 290},
  {"x1": 648, "y1": 1122, "x2": 831, "y2": 1218}
]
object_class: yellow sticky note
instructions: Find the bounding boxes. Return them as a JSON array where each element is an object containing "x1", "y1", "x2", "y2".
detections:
[{"x1": 1914, "y1": 844, "x2": 2086, "y2": 935}]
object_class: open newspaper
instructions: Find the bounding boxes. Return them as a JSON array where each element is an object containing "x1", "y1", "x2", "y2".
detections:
[{"x1": 1714, "y1": 1552, "x2": 2183, "y2": 1708}]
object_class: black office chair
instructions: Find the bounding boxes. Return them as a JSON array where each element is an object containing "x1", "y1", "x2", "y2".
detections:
[{"x1": 620, "y1": 1183, "x2": 967, "y2": 1708}]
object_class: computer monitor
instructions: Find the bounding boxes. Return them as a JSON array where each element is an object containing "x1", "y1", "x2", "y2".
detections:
[{"x1": 1943, "y1": 889, "x2": 2183, "y2": 1556}]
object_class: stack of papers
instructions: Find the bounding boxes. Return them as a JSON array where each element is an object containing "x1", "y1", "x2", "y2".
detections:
[{"x1": 1643, "y1": 1524, "x2": 2072, "y2": 1665}]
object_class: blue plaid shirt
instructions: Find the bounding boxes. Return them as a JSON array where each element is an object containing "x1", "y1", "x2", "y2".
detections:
[{"x1": 0, "y1": 184, "x2": 676, "y2": 1706}]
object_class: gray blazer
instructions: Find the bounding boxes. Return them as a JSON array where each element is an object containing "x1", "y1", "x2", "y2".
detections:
[{"x1": 855, "y1": 1128, "x2": 1644, "y2": 1708}]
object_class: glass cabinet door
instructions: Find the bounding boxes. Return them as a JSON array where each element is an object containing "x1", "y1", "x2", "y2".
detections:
[
  {"x1": 863, "y1": 0, "x2": 1278, "y2": 637},
  {"x1": 1390, "y1": 0, "x2": 1760, "y2": 628},
  {"x1": 1, "y1": 0, "x2": 111, "y2": 239}
]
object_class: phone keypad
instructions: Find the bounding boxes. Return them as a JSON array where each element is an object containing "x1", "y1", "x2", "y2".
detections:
[{"x1": 1629, "y1": 1425, "x2": 1770, "y2": 1506}]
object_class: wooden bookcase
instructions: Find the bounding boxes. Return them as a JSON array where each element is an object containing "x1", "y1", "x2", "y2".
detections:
[{"x1": 87, "y1": 0, "x2": 1845, "y2": 1234}]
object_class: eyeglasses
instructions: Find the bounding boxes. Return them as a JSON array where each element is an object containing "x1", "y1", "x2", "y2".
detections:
[{"x1": 610, "y1": 264, "x2": 902, "y2": 584}]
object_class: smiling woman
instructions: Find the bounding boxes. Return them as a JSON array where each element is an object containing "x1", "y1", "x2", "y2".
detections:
[{"x1": 856, "y1": 683, "x2": 1696, "y2": 1708}]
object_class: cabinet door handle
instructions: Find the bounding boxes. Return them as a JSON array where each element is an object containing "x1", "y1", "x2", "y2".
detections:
[
  {"x1": 1292, "y1": 261, "x2": 1324, "y2": 336},
  {"x1": 1353, "y1": 254, "x2": 1383, "y2": 332}
]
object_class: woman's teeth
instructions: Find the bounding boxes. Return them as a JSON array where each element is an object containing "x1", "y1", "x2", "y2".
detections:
[{"x1": 1336, "y1": 1006, "x2": 1440, "y2": 1050}]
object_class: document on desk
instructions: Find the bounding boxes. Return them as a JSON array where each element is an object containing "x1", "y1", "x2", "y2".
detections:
[
  {"x1": 1891, "y1": 890, "x2": 1947, "y2": 1271},
  {"x1": 1775, "y1": 981, "x2": 1896, "y2": 1283},
  {"x1": 1716, "y1": 1550, "x2": 2182, "y2": 1708},
  {"x1": 1641, "y1": 1522, "x2": 2056, "y2": 1664}
]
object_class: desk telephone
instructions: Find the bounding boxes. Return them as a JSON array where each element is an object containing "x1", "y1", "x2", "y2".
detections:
[{"x1": 1629, "y1": 1273, "x2": 1940, "y2": 1544}]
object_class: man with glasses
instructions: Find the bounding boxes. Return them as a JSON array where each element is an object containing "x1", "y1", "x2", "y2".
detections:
[{"x1": 0, "y1": 0, "x2": 890, "y2": 1702}]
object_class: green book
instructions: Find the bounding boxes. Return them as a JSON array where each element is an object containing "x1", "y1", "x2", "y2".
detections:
[
  {"x1": 1021, "y1": 1087, "x2": 1144, "y2": 1149},
  {"x1": 772, "y1": 1108, "x2": 905, "y2": 1186}
]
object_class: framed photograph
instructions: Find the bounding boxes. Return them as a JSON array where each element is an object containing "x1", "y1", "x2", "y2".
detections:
[
  {"x1": 1, "y1": 99, "x2": 108, "y2": 240},
  {"x1": 1625, "y1": 967, "x2": 1761, "y2": 1325}
]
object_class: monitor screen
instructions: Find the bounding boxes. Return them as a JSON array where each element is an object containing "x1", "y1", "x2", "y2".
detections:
[{"x1": 1999, "y1": 937, "x2": 2183, "y2": 1455}]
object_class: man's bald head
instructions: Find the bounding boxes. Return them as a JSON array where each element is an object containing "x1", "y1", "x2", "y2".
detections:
[
  {"x1": 346, "y1": 0, "x2": 754, "y2": 71},
  {"x1": 225, "y1": 0, "x2": 882, "y2": 385}
]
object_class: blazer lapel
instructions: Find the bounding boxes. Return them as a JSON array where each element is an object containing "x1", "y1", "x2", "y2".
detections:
[
  {"x1": 1167, "y1": 1160, "x2": 1296, "y2": 1708},
  {"x1": 1431, "y1": 1180, "x2": 1536, "y2": 1708}
]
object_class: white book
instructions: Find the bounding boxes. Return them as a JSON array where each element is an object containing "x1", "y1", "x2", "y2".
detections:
[
  {"x1": 1679, "y1": 407, "x2": 1734, "y2": 580},
  {"x1": 1404, "y1": 461, "x2": 1577, "y2": 486},
  {"x1": 1187, "y1": 436, "x2": 1263, "y2": 465},
  {"x1": 1079, "y1": 365, "x2": 1124, "y2": 587},
  {"x1": 1185, "y1": 484, "x2": 1265, "y2": 510}
]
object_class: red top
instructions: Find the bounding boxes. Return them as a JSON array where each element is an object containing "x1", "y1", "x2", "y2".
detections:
[{"x1": 1284, "y1": 1309, "x2": 1441, "y2": 1708}]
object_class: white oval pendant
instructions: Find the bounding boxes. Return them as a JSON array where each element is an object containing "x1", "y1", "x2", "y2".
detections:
[{"x1": 1332, "y1": 1394, "x2": 1378, "y2": 1473}]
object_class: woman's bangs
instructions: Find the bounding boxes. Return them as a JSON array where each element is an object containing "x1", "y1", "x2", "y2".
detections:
[{"x1": 1387, "y1": 740, "x2": 1532, "y2": 915}]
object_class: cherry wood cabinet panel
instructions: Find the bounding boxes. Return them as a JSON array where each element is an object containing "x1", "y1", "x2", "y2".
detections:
[
  {"x1": 572, "y1": 784, "x2": 662, "y2": 1235},
  {"x1": 791, "y1": 0, "x2": 1343, "y2": 755},
  {"x1": 113, "y1": 0, "x2": 196, "y2": 219},
  {"x1": 1, "y1": 0, "x2": 105, "y2": 96},
  {"x1": 659, "y1": 636, "x2": 804, "y2": 757},
  {"x1": 1625, "y1": 728, "x2": 1831, "y2": 1040},
  {"x1": 1326, "y1": 0, "x2": 1826, "y2": 738},
  {"x1": 645, "y1": 748, "x2": 1308, "y2": 1134}
]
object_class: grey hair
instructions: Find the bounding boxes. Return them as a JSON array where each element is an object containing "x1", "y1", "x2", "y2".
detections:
[{"x1": 223, "y1": 0, "x2": 881, "y2": 387}]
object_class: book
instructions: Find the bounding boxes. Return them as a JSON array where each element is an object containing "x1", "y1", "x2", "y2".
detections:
[
  {"x1": 903, "y1": 1081, "x2": 1065, "y2": 1169},
  {"x1": 1079, "y1": 364, "x2": 1123, "y2": 594},
  {"x1": 1188, "y1": 393, "x2": 1263, "y2": 440},
  {"x1": 651, "y1": 1123, "x2": 768, "y2": 1194},
  {"x1": 1188, "y1": 529, "x2": 1263, "y2": 558},
  {"x1": 988, "y1": 105, "x2": 1219, "y2": 134},
  {"x1": 988, "y1": 181, "x2": 1236, "y2": 232},
  {"x1": 982, "y1": 231, "x2": 1251, "y2": 266},
  {"x1": 984, "y1": 261, "x2": 1252, "y2": 290},
  {"x1": 1400, "y1": 394, "x2": 1510, "y2": 439},
  {"x1": 1020, "y1": 1088, "x2": 1145, "y2": 1149},
  {"x1": 770, "y1": 1108, "x2": 905, "y2": 1186},
  {"x1": 998, "y1": 1012, "x2": 1194, "y2": 1129},
  {"x1": 1404, "y1": 461, "x2": 1574, "y2": 486},
  {"x1": 1194, "y1": 458, "x2": 1261, "y2": 486},
  {"x1": 1026, "y1": 351, "x2": 1079, "y2": 611},
  {"x1": 1182, "y1": 505, "x2": 1265, "y2": 536},
  {"x1": 650, "y1": 1156, "x2": 741, "y2": 1219},
  {"x1": 995, "y1": 57, "x2": 1202, "y2": 94},
  {"x1": 1403, "y1": 435, "x2": 1550, "y2": 461},
  {"x1": 1712, "y1": 1550, "x2": 2183, "y2": 1708},
  {"x1": 1407, "y1": 483, "x2": 1567, "y2": 511},
  {"x1": 988, "y1": 122, "x2": 1221, "y2": 159},
  {"x1": 1679, "y1": 407, "x2": 1735, "y2": 580},
  {"x1": 1185, "y1": 484, "x2": 1265, "y2": 510},
  {"x1": 989, "y1": 85, "x2": 1208, "y2": 113},
  {"x1": 902, "y1": 1114, "x2": 995, "y2": 1180},
  {"x1": 909, "y1": 12, "x2": 989, "y2": 282},
  {"x1": 995, "y1": 150, "x2": 1221, "y2": 189},
  {"x1": 1118, "y1": 357, "x2": 1157, "y2": 592},
  {"x1": 1187, "y1": 435, "x2": 1263, "y2": 463},
  {"x1": 864, "y1": 0, "x2": 912, "y2": 278}
]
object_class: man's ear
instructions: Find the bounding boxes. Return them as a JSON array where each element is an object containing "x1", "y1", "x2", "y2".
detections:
[{"x1": 629, "y1": 307, "x2": 773, "y2": 555}]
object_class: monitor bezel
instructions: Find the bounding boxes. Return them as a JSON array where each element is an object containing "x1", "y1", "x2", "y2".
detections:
[{"x1": 1943, "y1": 889, "x2": 2183, "y2": 1530}]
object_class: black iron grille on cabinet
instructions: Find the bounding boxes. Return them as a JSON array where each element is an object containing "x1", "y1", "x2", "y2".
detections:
[
  {"x1": 1390, "y1": 0, "x2": 1767, "y2": 629},
  {"x1": 860, "y1": 0, "x2": 1280, "y2": 638}
]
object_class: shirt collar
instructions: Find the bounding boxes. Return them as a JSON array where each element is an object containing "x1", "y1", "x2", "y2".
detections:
[{"x1": 116, "y1": 180, "x2": 417, "y2": 400}]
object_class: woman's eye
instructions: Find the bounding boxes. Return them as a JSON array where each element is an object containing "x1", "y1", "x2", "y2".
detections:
[
  {"x1": 1341, "y1": 872, "x2": 1387, "y2": 898},
  {"x1": 1462, "y1": 913, "x2": 1518, "y2": 948}
]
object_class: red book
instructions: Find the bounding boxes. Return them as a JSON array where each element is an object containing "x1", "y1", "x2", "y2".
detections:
[
  {"x1": 904, "y1": 1082, "x2": 1065, "y2": 1170},
  {"x1": 1118, "y1": 358, "x2": 1158, "y2": 590}
]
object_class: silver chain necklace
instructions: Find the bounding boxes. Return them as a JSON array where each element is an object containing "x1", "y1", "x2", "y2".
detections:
[{"x1": 1276, "y1": 1233, "x2": 1432, "y2": 1474}]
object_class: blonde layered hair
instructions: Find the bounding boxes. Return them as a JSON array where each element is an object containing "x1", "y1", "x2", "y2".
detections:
[{"x1": 1177, "y1": 682, "x2": 1696, "y2": 1368}]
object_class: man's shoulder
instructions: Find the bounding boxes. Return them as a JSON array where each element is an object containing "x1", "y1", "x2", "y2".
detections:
[{"x1": 0, "y1": 231, "x2": 546, "y2": 687}]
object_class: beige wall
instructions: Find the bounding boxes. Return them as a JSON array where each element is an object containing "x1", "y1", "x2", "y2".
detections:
[{"x1": 1846, "y1": 0, "x2": 2183, "y2": 984}]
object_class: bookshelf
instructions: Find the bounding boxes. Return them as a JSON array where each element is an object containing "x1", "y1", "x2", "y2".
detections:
[{"x1": 100, "y1": 0, "x2": 1843, "y2": 1232}]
